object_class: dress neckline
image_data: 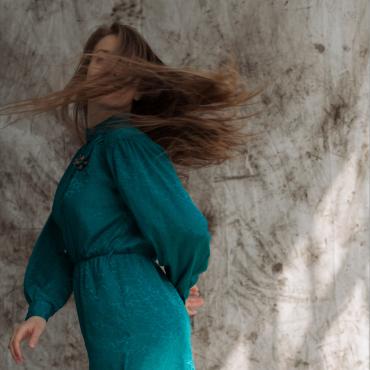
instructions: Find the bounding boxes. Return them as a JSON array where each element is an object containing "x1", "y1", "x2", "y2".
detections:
[{"x1": 85, "y1": 113, "x2": 131, "y2": 143}]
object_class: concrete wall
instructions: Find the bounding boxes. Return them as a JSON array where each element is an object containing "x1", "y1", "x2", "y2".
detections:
[{"x1": 1, "y1": 1, "x2": 368, "y2": 369}]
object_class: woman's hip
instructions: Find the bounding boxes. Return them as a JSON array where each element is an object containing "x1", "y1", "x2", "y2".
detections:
[{"x1": 72, "y1": 252, "x2": 191, "y2": 345}]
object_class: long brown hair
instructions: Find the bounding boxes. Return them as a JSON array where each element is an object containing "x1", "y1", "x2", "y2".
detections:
[{"x1": 0, "y1": 21, "x2": 266, "y2": 169}]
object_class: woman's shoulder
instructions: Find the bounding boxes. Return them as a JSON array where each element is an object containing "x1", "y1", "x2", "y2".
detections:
[
  {"x1": 103, "y1": 126, "x2": 165, "y2": 155},
  {"x1": 103, "y1": 126, "x2": 145, "y2": 146}
]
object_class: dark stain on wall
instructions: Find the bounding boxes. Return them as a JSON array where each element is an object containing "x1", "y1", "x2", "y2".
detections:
[
  {"x1": 313, "y1": 43, "x2": 325, "y2": 53},
  {"x1": 272, "y1": 262, "x2": 283, "y2": 273},
  {"x1": 110, "y1": 0, "x2": 143, "y2": 20}
]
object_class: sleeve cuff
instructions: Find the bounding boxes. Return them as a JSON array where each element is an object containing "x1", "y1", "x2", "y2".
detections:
[{"x1": 24, "y1": 300, "x2": 55, "y2": 321}]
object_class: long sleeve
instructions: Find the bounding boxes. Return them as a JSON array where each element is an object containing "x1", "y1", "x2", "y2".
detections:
[
  {"x1": 23, "y1": 212, "x2": 74, "y2": 321},
  {"x1": 104, "y1": 130, "x2": 211, "y2": 303}
]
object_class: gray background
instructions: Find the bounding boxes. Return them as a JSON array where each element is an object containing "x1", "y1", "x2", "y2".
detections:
[{"x1": 1, "y1": 1, "x2": 369, "y2": 369}]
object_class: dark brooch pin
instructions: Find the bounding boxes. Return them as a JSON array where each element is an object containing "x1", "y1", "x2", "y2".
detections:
[{"x1": 73, "y1": 154, "x2": 89, "y2": 170}]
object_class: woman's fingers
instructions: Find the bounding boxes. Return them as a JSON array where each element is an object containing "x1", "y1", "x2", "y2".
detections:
[
  {"x1": 28, "y1": 323, "x2": 43, "y2": 348},
  {"x1": 11, "y1": 325, "x2": 26, "y2": 363},
  {"x1": 190, "y1": 285, "x2": 200, "y2": 296},
  {"x1": 8, "y1": 331, "x2": 18, "y2": 363},
  {"x1": 186, "y1": 295, "x2": 204, "y2": 308},
  {"x1": 188, "y1": 308, "x2": 198, "y2": 316},
  {"x1": 186, "y1": 289, "x2": 205, "y2": 316},
  {"x1": 9, "y1": 317, "x2": 46, "y2": 364},
  {"x1": 14, "y1": 325, "x2": 32, "y2": 363}
]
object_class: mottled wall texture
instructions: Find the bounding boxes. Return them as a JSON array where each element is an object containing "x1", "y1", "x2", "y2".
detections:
[{"x1": 1, "y1": 1, "x2": 368, "y2": 369}]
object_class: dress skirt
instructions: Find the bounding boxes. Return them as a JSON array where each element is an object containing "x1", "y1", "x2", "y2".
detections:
[{"x1": 72, "y1": 251, "x2": 196, "y2": 370}]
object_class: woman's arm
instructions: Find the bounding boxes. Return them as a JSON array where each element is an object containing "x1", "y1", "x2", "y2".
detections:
[
  {"x1": 23, "y1": 212, "x2": 74, "y2": 321},
  {"x1": 104, "y1": 129, "x2": 211, "y2": 303}
]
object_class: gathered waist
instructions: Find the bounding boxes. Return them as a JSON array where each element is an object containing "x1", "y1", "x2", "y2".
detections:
[{"x1": 73, "y1": 247, "x2": 156, "y2": 270}]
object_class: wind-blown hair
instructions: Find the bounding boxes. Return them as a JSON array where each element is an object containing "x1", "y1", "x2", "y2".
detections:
[{"x1": 0, "y1": 21, "x2": 266, "y2": 169}]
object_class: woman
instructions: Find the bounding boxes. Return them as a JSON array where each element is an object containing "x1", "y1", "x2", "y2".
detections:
[{"x1": 5, "y1": 22, "x2": 264, "y2": 369}]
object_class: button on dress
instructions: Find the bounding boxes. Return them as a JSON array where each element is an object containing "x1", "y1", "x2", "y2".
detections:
[{"x1": 22, "y1": 114, "x2": 212, "y2": 370}]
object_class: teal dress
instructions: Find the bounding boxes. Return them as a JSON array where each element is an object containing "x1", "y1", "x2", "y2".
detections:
[{"x1": 23, "y1": 115, "x2": 211, "y2": 370}]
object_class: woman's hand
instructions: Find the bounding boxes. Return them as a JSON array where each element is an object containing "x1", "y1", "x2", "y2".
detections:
[
  {"x1": 8, "y1": 316, "x2": 47, "y2": 364},
  {"x1": 185, "y1": 285, "x2": 205, "y2": 316}
]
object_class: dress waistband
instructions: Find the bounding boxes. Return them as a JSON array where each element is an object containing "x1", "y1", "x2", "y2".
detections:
[{"x1": 73, "y1": 247, "x2": 155, "y2": 269}]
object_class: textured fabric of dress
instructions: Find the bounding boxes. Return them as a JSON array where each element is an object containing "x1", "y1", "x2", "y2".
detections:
[{"x1": 22, "y1": 114, "x2": 212, "y2": 370}]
